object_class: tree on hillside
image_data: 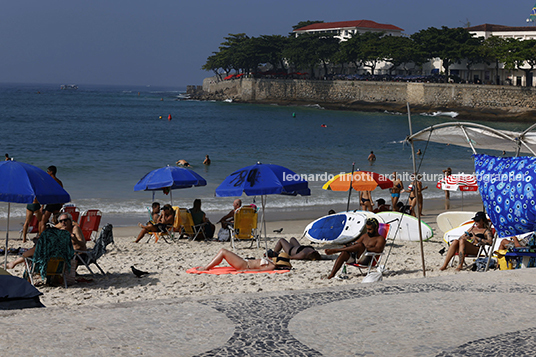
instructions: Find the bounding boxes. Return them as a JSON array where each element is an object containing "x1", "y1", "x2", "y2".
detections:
[
  {"x1": 460, "y1": 35, "x2": 485, "y2": 83},
  {"x1": 359, "y1": 32, "x2": 385, "y2": 75},
  {"x1": 283, "y1": 33, "x2": 325, "y2": 78},
  {"x1": 256, "y1": 35, "x2": 290, "y2": 71},
  {"x1": 482, "y1": 36, "x2": 509, "y2": 85},
  {"x1": 380, "y1": 35, "x2": 422, "y2": 75},
  {"x1": 503, "y1": 38, "x2": 536, "y2": 86},
  {"x1": 412, "y1": 26, "x2": 474, "y2": 82}
]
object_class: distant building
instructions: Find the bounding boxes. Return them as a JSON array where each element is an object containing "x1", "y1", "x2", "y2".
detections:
[
  {"x1": 293, "y1": 20, "x2": 404, "y2": 40},
  {"x1": 446, "y1": 24, "x2": 536, "y2": 86}
]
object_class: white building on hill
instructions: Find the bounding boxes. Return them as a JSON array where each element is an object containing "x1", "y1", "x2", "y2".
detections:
[{"x1": 293, "y1": 20, "x2": 404, "y2": 40}]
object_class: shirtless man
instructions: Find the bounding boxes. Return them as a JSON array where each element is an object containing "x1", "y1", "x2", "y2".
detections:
[
  {"x1": 360, "y1": 190, "x2": 373, "y2": 212},
  {"x1": 176, "y1": 159, "x2": 191, "y2": 167},
  {"x1": 415, "y1": 174, "x2": 428, "y2": 216},
  {"x1": 39, "y1": 166, "x2": 64, "y2": 234},
  {"x1": 135, "y1": 204, "x2": 175, "y2": 242},
  {"x1": 367, "y1": 151, "x2": 376, "y2": 163},
  {"x1": 56, "y1": 212, "x2": 87, "y2": 251},
  {"x1": 217, "y1": 199, "x2": 241, "y2": 229},
  {"x1": 325, "y1": 218, "x2": 386, "y2": 279},
  {"x1": 390, "y1": 171, "x2": 404, "y2": 210},
  {"x1": 203, "y1": 155, "x2": 211, "y2": 165}
]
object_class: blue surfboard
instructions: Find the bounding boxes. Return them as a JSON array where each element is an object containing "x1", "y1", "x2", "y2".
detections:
[{"x1": 304, "y1": 212, "x2": 367, "y2": 244}]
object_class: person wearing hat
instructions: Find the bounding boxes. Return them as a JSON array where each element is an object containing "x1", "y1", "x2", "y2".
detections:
[
  {"x1": 439, "y1": 211, "x2": 493, "y2": 271},
  {"x1": 325, "y1": 218, "x2": 386, "y2": 280},
  {"x1": 198, "y1": 248, "x2": 291, "y2": 272},
  {"x1": 373, "y1": 198, "x2": 391, "y2": 213}
]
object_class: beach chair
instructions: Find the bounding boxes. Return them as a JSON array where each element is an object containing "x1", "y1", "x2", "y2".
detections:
[
  {"x1": 19, "y1": 215, "x2": 40, "y2": 239},
  {"x1": 179, "y1": 208, "x2": 205, "y2": 241},
  {"x1": 148, "y1": 206, "x2": 181, "y2": 243},
  {"x1": 449, "y1": 228, "x2": 498, "y2": 271},
  {"x1": 230, "y1": 206, "x2": 259, "y2": 250},
  {"x1": 75, "y1": 223, "x2": 114, "y2": 276},
  {"x1": 23, "y1": 228, "x2": 74, "y2": 288},
  {"x1": 79, "y1": 209, "x2": 102, "y2": 241},
  {"x1": 62, "y1": 205, "x2": 80, "y2": 223}
]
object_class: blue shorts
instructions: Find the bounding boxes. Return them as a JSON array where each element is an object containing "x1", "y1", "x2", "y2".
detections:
[{"x1": 391, "y1": 193, "x2": 400, "y2": 198}]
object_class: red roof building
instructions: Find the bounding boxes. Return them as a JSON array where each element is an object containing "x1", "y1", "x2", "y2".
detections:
[{"x1": 293, "y1": 20, "x2": 404, "y2": 40}]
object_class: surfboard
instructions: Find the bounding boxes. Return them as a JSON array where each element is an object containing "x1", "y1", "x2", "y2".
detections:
[
  {"x1": 304, "y1": 211, "x2": 368, "y2": 244},
  {"x1": 443, "y1": 223, "x2": 474, "y2": 244},
  {"x1": 376, "y1": 211, "x2": 434, "y2": 241},
  {"x1": 436, "y1": 211, "x2": 476, "y2": 234}
]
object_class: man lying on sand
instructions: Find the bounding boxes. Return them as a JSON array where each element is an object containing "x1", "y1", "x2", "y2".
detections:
[
  {"x1": 324, "y1": 218, "x2": 386, "y2": 279},
  {"x1": 198, "y1": 248, "x2": 291, "y2": 271}
]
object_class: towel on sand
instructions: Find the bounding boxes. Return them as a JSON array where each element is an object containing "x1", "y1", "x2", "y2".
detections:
[{"x1": 186, "y1": 266, "x2": 289, "y2": 275}]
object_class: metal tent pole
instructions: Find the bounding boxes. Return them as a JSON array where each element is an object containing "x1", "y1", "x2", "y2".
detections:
[{"x1": 407, "y1": 103, "x2": 426, "y2": 278}]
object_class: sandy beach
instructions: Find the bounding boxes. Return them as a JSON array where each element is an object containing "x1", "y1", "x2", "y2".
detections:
[{"x1": 2, "y1": 196, "x2": 487, "y2": 308}]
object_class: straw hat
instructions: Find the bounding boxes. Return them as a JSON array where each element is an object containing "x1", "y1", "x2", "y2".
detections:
[{"x1": 274, "y1": 252, "x2": 292, "y2": 269}]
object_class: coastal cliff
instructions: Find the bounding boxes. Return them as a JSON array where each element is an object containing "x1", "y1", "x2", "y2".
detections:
[{"x1": 189, "y1": 78, "x2": 536, "y2": 121}]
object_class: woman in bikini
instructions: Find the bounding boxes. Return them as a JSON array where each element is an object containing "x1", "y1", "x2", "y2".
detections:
[
  {"x1": 360, "y1": 190, "x2": 373, "y2": 212},
  {"x1": 270, "y1": 237, "x2": 321, "y2": 261},
  {"x1": 198, "y1": 248, "x2": 291, "y2": 271},
  {"x1": 440, "y1": 211, "x2": 493, "y2": 271},
  {"x1": 390, "y1": 171, "x2": 404, "y2": 211}
]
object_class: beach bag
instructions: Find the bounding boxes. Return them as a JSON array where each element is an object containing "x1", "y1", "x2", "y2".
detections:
[
  {"x1": 217, "y1": 228, "x2": 230, "y2": 242},
  {"x1": 474, "y1": 257, "x2": 496, "y2": 272},
  {"x1": 496, "y1": 250, "x2": 514, "y2": 270}
]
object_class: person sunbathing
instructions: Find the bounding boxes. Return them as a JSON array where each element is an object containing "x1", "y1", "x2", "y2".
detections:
[
  {"x1": 440, "y1": 211, "x2": 493, "y2": 271},
  {"x1": 135, "y1": 204, "x2": 175, "y2": 243},
  {"x1": 324, "y1": 218, "x2": 386, "y2": 279},
  {"x1": 198, "y1": 248, "x2": 291, "y2": 271},
  {"x1": 270, "y1": 237, "x2": 321, "y2": 261}
]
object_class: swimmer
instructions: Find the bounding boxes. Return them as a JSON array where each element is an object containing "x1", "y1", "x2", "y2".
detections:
[
  {"x1": 203, "y1": 155, "x2": 211, "y2": 165},
  {"x1": 176, "y1": 159, "x2": 192, "y2": 167}
]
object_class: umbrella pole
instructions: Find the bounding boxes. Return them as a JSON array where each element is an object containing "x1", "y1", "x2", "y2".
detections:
[
  {"x1": 346, "y1": 162, "x2": 355, "y2": 211},
  {"x1": 4, "y1": 203, "x2": 10, "y2": 269},
  {"x1": 407, "y1": 103, "x2": 426, "y2": 278},
  {"x1": 262, "y1": 196, "x2": 268, "y2": 250}
]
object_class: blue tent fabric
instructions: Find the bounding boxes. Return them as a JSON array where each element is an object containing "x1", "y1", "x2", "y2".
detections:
[
  {"x1": 215, "y1": 163, "x2": 309, "y2": 197},
  {"x1": 474, "y1": 154, "x2": 536, "y2": 237},
  {"x1": 134, "y1": 166, "x2": 206, "y2": 191},
  {"x1": 0, "y1": 275, "x2": 45, "y2": 310},
  {"x1": 0, "y1": 160, "x2": 70, "y2": 204}
]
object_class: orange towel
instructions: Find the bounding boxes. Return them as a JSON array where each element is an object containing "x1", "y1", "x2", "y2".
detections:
[{"x1": 186, "y1": 266, "x2": 289, "y2": 275}]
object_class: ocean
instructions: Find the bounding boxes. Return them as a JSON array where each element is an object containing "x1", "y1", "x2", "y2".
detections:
[{"x1": 0, "y1": 83, "x2": 522, "y2": 226}]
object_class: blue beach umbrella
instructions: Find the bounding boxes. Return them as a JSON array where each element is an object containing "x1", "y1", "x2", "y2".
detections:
[
  {"x1": 134, "y1": 165, "x2": 207, "y2": 205},
  {"x1": 0, "y1": 160, "x2": 71, "y2": 267},
  {"x1": 215, "y1": 163, "x2": 310, "y2": 245}
]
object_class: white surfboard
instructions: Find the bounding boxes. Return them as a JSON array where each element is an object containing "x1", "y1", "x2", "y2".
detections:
[
  {"x1": 436, "y1": 211, "x2": 476, "y2": 234},
  {"x1": 304, "y1": 211, "x2": 368, "y2": 244},
  {"x1": 443, "y1": 222, "x2": 506, "y2": 253},
  {"x1": 376, "y1": 211, "x2": 434, "y2": 241}
]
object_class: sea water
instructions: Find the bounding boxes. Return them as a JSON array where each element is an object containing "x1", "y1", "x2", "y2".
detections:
[{"x1": 0, "y1": 83, "x2": 520, "y2": 225}]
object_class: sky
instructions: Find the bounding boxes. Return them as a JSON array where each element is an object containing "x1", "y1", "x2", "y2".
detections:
[{"x1": 1, "y1": 0, "x2": 535, "y2": 88}]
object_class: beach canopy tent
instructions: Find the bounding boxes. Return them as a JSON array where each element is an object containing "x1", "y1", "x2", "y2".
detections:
[
  {"x1": 0, "y1": 160, "x2": 71, "y2": 268},
  {"x1": 474, "y1": 154, "x2": 536, "y2": 238},
  {"x1": 406, "y1": 122, "x2": 536, "y2": 156},
  {"x1": 134, "y1": 165, "x2": 206, "y2": 205},
  {"x1": 215, "y1": 162, "x2": 310, "y2": 247}
]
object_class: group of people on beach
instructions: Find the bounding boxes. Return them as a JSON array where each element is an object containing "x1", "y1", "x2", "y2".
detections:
[{"x1": 359, "y1": 171, "x2": 428, "y2": 217}]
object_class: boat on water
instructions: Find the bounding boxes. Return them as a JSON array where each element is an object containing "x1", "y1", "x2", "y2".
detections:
[{"x1": 60, "y1": 84, "x2": 78, "y2": 90}]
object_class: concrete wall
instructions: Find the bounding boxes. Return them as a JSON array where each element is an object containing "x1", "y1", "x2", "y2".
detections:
[{"x1": 202, "y1": 77, "x2": 536, "y2": 111}]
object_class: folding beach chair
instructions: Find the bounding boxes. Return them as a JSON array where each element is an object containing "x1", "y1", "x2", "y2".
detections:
[
  {"x1": 148, "y1": 206, "x2": 182, "y2": 243},
  {"x1": 75, "y1": 223, "x2": 114, "y2": 276},
  {"x1": 179, "y1": 208, "x2": 205, "y2": 241},
  {"x1": 450, "y1": 229, "x2": 498, "y2": 271},
  {"x1": 62, "y1": 205, "x2": 80, "y2": 223},
  {"x1": 230, "y1": 206, "x2": 259, "y2": 250},
  {"x1": 346, "y1": 223, "x2": 389, "y2": 275},
  {"x1": 19, "y1": 215, "x2": 39, "y2": 239},
  {"x1": 79, "y1": 209, "x2": 102, "y2": 241},
  {"x1": 23, "y1": 228, "x2": 74, "y2": 288}
]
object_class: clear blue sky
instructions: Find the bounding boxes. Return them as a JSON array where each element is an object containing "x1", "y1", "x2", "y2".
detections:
[{"x1": 1, "y1": 0, "x2": 535, "y2": 88}]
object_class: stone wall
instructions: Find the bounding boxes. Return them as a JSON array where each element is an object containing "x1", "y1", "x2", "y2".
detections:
[{"x1": 200, "y1": 77, "x2": 536, "y2": 118}]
